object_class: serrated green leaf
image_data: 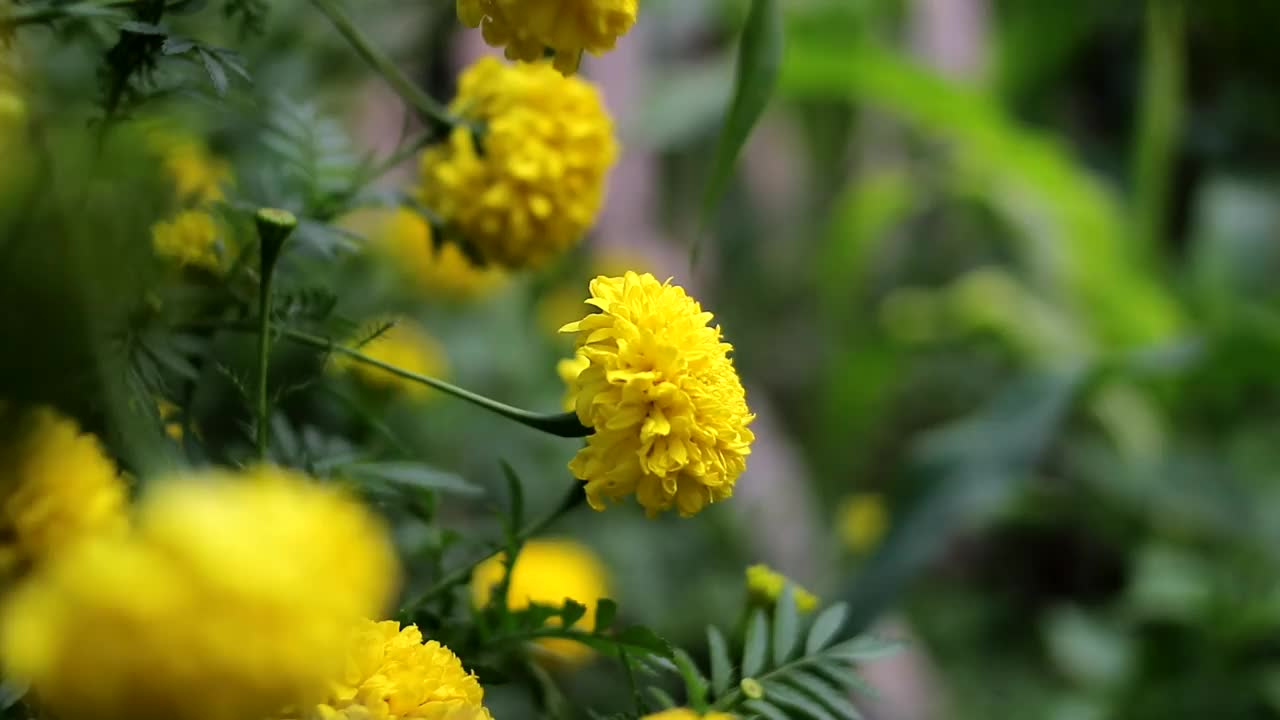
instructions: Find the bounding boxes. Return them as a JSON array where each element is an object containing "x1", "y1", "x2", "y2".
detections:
[
  {"x1": 808, "y1": 662, "x2": 880, "y2": 701},
  {"x1": 119, "y1": 20, "x2": 166, "y2": 35},
  {"x1": 197, "y1": 47, "x2": 228, "y2": 96},
  {"x1": 743, "y1": 609, "x2": 769, "y2": 677},
  {"x1": 773, "y1": 584, "x2": 800, "y2": 665},
  {"x1": 764, "y1": 682, "x2": 837, "y2": 720},
  {"x1": 614, "y1": 626, "x2": 675, "y2": 659},
  {"x1": 695, "y1": 0, "x2": 783, "y2": 261},
  {"x1": 827, "y1": 635, "x2": 905, "y2": 662},
  {"x1": 673, "y1": 648, "x2": 708, "y2": 710},
  {"x1": 161, "y1": 36, "x2": 195, "y2": 55},
  {"x1": 707, "y1": 625, "x2": 733, "y2": 697},
  {"x1": 786, "y1": 673, "x2": 862, "y2": 719},
  {"x1": 340, "y1": 461, "x2": 482, "y2": 496},
  {"x1": 647, "y1": 687, "x2": 677, "y2": 710},
  {"x1": 561, "y1": 599, "x2": 587, "y2": 629},
  {"x1": 743, "y1": 699, "x2": 791, "y2": 720},
  {"x1": 805, "y1": 602, "x2": 849, "y2": 655},
  {"x1": 594, "y1": 598, "x2": 617, "y2": 632}
]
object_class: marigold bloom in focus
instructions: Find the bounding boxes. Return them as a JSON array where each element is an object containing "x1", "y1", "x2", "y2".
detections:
[
  {"x1": 640, "y1": 709, "x2": 735, "y2": 720},
  {"x1": 336, "y1": 318, "x2": 448, "y2": 399},
  {"x1": 837, "y1": 493, "x2": 888, "y2": 555},
  {"x1": 0, "y1": 406, "x2": 126, "y2": 575},
  {"x1": 151, "y1": 209, "x2": 225, "y2": 271},
  {"x1": 417, "y1": 58, "x2": 617, "y2": 268},
  {"x1": 291, "y1": 619, "x2": 493, "y2": 720},
  {"x1": 0, "y1": 466, "x2": 398, "y2": 720},
  {"x1": 457, "y1": 0, "x2": 638, "y2": 75},
  {"x1": 745, "y1": 564, "x2": 818, "y2": 614},
  {"x1": 470, "y1": 538, "x2": 610, "y2": 665},
  {"x1": 339, "y1": 207, "x2": 505, "y2": 298},
  {"x1": 560, "y1": 272, "x2": 754, "y2": 517}
]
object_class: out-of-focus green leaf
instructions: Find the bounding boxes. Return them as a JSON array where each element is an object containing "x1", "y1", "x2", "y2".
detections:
[
  {"x1": 763, "y1": 681, "x2": 837, "y2": 720},
  {"x1": 785, "y1": 672, "x2": 862, "y2": 719},
  {"x1": 340, "y1": 461, "x2": 482, "y2": 496},
  {"x1": 772, "y1": 584, "x2": 800, "y2": 665},
  {"x1": 707, "y1": 625, "x2": 733, "y2": 697},
  {"x1": 805, "y1": 602, "x2": 848, "y2": 655},
  {"x1": 743, "y1": 609, "x2": 769, "y2": 677}
]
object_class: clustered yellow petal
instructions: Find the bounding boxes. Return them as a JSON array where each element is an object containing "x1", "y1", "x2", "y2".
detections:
[
  {"x1": 560, "y1": 272, "x2": 754, "y2": 517},
  {"x1": 417, "y1": 57, "x2": 617, "y2": 269},
  {"x1": 470, "y1": 538, "x2": 610, "y2": 665},
  {"x1": 745, "y1": 564, "x2": 819, "y2": 614},
  {"x1": 146, "y1": 129, "x2": 232, "y2": 204},
  {"x1": 641, "y1": 709, "x2": 736, "y2": 720},
  {"x1": 151, "y1": 208, "x2": 225, "y2": 272},
  {"x1": 293, "y1": 619, "x2": 492, "y2": 720},
  {"x1": 0, "y1": 466, "x2": 399, "y2": 720},
  {"x1": 457, "y1": 0, "x2": 638, "y2": 75},
  {"x1": 0, "y1": 406, "x2": 127, "y2": 575},
  {"x1": 336, "y1": 318, "x2": 449, "y2": 399}
]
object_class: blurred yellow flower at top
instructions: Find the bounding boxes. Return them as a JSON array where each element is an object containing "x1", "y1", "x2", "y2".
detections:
[
  {"x1": 290, "y1": 619, "x2": 493, "y2": 720},
  {"x1": 146, "y1": 129, "x2": 231, "y2": 205},
  {"x1": 471, "y1": 538, "x2": 610, "y2": 666},
  {"x1": 641, "y1": 710, "x2": 735, "y2": 720},
  {"x1": 0, "y1": 465, "x2": 398, "y2": 720},
  {"x1": 151, "y1": 209, "x2": 226, "y2": 272},
  {"x1": 417, "y1": 57, "x2": 617, "y2": 269},
  {"x1": 561, "y1": 272, "x2": 754, "y2": 517},
  {"x1": 336, "y1": 318, "x2": 448, "y2": 399},
  {"x1": 339, "y1": 206, "x2": 505, "y2": 298},
  {"x1": 0, "y1": 405, "x2": 127, "y2": 576},
  {"x1": 457, "y1": 0, "x2": 638, "y2": 75},
  {"x1": 837, "y1": 493, "x2": 888, "y2": 555},
  {"x1": 745, "y1": 564, "x2": 818, "y2": 614}
]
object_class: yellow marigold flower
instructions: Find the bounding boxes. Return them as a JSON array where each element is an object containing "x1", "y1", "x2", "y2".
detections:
[
  {"x1": 339, "y1": 207, "x2": 505, "y2": 298},
  {"x1": 417, "y1": 58, "x2": 618, "y2": 268},
  {"x1": 0, "y1": 466, "x2": 398, "y2": 720},
  {"x1": 641, "y1": 709, "x2": 735, "y2": 720},
  {"x1": 470, "y1": 538, "x2": 610, "y2": 666},
  {"x1": 560, "y1": 272, "x2": 754, "y2": 517},
  {"x1": 837, "y1": 493, "x2": 888, "y2": 555},
  {"x1": 0, "y1": 406, "x2": 127, "y2": 575},
  {"x1": 146, "y1": 129, "x2": 232, "y2": 204},
  {"x1": 457, "y1": 0, "x2": 638, "y2": 75},
  {"x1": 294, "y1": 619, "x2": 493, "y2": 720},
  {"x1": 557, "y1": 353, "x2": 590, "y2": 411},
  {"x1": 745, "y1": 564, "x2": 818, "y2": 614},
  {"x1": 336, "y1": 319, "x2": 449, "y2": 399},
  {"x1": 151, "y1": 209, "x2": 226, "y2": 271}
]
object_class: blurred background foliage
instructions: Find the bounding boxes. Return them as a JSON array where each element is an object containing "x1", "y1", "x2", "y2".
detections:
[{"x1": 4, "y1": 0, "x2": 1280, "y2": 717}]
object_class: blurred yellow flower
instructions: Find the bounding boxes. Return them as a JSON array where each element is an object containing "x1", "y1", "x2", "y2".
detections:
[
  {"x1": 417, "y1": 57, "x2": 617, "y2": 268},
  {"x1": 0, "y1": 406, "x2": 127, "y2": 576},
  {"x1": 336, "y1": 318, "x2": 449, "y2": 399},
  {"x1": 556, "y1": 353, "x2": 589, "y2": 411},
  {"x1": 0, "y1": 466, "x2": 398, "y2": 720},
  {"x1": 151, "y1": 209, "x2": 225, "y2": 271},
  {"x1": 560, "y1": 272, "x2": 754, "y2": 517},
  {"x1": 339, "y1": 206, "x2": 506, "y2": 298},
  {"x1": 292, "y1": 619, "x2": 493, "y2": 720},
  {"x1": 836, "y1": 493, "x2": 888, "y2": 555},
  {"x1": 457, "y1": 0, "x2": 638, "y2": 75},
  {"x1": 146, "y1": 129, "x2": 231, "y2": 205},
  {"x1": 470, "y1": 538, "x2": 610, "y2": 666},
  {"x1": 641, "y1": 709, "x2": 735, "y2": 720},
  {"x1": 745, "y1": 564, "x2": 818, "y2": 614}
]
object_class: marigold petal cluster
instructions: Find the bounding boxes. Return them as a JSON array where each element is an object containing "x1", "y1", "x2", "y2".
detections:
[
  {"x1": 151, "y1": 209, "x2": 225, "y2": 272},
  {"x1": 457, "y1": 0, "x2": 638, "y2": 75},
  {"x1": 745, "y1": 564, "x2": 818, "y2": 614},
  {"x1": 0, "y1": 406, "x2": 127, "y2": 575},
  {"x1": 417, "y1": 58, "x2": 617, "y2": 269},
  {"x1": 291, "y1": 619, "x2": 492, "y2": 720},
  {"x1": 560, "y1": 272, "x2": 754, "y2": 517},
  {"x1": 0, "y1": 466, "x2": 399, "y2": 720},
  {"x1": 640, "y1": 709, "x2": 735, "y2": 720},
  {"x1": 470, "y1": 538, "x2": 610, "y2": 665},
  {"x1": 335, "y1": 318, "x2": 449, "y2": 399}
]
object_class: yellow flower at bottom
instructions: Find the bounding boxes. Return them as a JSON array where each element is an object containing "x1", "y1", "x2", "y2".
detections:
[
  {"x1": 745, "y1": 564, "x2": 818, "y2": 614},
  {"x1": 294, "y1": 619, "x2": 492, "y2": 720},
  {"x1": 560, "y1": 272, "x2": 755, "y2": 517},
  {"x1": 457, "y1": 0, "x2": 638, "y2": 75},
  {"x1": 0, "y1": 466, "x2": 399, "y2": 720},
  {"x1": 641, "y1": 710, "x2": 735, "y2": 720},
  {"x1": 336, "y1": 319, "x2": 449, "y2": 399},
  {"x1": 417, "y1": 58, "x2": 617, "y2": 268},
  {"x1": 470, "y1": 538, "x2": 610, "y2": 666},
  {"x1": 0, "y1": 406, "x2": 127, "y2": 575},
  {"x1": 151, "y1": 209, "x2": 225, "y2": 272},
  {"x1": 837, "y1": 493, "x2": 888, "y2": 555}
]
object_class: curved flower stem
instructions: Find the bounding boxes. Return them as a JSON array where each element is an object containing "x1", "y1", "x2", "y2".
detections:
[
  {"x1": 400, "y1": 483, "x2": 588, "y2": 613},
  {"x1": 277, "y1": 328, "x2": 592, "y2": 438},
  {"x1": 309, "y1": 0, "x2": 456, "y2": 134}
]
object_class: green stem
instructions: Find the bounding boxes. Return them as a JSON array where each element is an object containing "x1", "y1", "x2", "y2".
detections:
[
  {"x1": 253, "y1": 209, "x2": 298, "y2": 460},
  {"x1": 278, "y1": 327, "x2": 590, "y2": 438},
  {"x1": 310, "y1": 0, "x2": 455, "y2": 134},
  {"x1": 1131, "y1": 0, "x2": 1184, "y2": 260},
  {"x1": 400, "y1": 484, "x2": 588, "y2": 612}
]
